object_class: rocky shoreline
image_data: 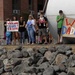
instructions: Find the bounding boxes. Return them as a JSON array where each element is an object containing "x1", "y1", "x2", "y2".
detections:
[{"x1": 0, "y1": 45, "x2": 75, "y2": 75}]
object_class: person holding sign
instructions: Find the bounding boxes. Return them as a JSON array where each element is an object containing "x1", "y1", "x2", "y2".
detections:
[
  {"x1": 56, "y1": 10, "x2": 64, "y2": 44},
  {"x1": 12, "y1": 16, "x2": 19, "y2": 45},
  {"x1": 19, "y1": 17, "x2": 26, "y2": 44}
]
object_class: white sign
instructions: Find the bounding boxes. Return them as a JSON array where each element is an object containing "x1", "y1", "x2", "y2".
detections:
[{"x1": 7, "y1": 21, "x2": 19, "y2": 32}]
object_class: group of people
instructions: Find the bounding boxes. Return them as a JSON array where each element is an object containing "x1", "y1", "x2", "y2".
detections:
[
  {"x1": 4, "y1": 11, "x2": 53, "y2": 45},
  {"x1": 4, "y1": 10, "x2": 64, "y2": 45}
]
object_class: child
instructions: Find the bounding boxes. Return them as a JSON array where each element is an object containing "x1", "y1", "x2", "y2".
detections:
[{"x1": 6, "y1": 31, "x2": 11, "y2": 45}]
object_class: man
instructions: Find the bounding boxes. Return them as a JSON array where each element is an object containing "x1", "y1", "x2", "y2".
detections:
[
  {"x1": 37, "y1": 11, "x2": 48, "y2": 44},
  {"x1": 56, "y1": 10, "x2": 64, "y2": 44}
]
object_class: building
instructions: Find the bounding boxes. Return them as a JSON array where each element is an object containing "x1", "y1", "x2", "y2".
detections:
[{"x1": 0, "y1": 0, "x2": 45, "y2": 21}]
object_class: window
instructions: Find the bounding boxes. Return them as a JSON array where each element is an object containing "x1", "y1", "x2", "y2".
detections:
[
  {"x1": 29, "y1": 0, "x2": 33, "y2": 10},
  {"x1": 12, "y1": 0, "x2": 21, "y2": 14}
]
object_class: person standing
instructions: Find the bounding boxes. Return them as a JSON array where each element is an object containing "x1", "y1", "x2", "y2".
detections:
[
  {"x1": 19, "y1": 16, "x2": 26, "y2": 44},
  {"x1": 56, "y1": 10, "x2": 64, "y2": 44},
  {"x1": 12, "y1": 16, "x2": 19, "y2": 45},
  {"x1": 26, "y1": 15, "x2": 35, "y2": 44},
  {"x1": 37, "y1": 11, "x2": 48, "y2": 44}
]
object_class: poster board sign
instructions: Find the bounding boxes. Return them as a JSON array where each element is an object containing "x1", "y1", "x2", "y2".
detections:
[
  {"x1": 62, "y1": 18, "x2": 75, "y2": 38},
  {"x1": 7, "y1": 21, "x2": 19, "y2": 32}
]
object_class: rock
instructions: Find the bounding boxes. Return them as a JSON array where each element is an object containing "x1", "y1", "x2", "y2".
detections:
[
  {"x1": 66, "y1": 51, "x2": 72, "y2": 56},
  {"x1": 59, "y1": 72, "x2": 67, "y2": 75},
  {"x1": 68, "y1": 67, "x2": 75, "y2": 74},
  {"x1": 0, "y1": 68, "x2": 3, "y2": 74},
  {"x1": 59, "y1": 64, "x2": 66, "y2": 72},
  {"x1": 0, "y1": 49, "x2": 7, "y2": 56},
  {"x1": 1, "y1": 72, "x2": 12, "y2": 75},
  {"x1": 55, "y1": 54, "x2": 68, "y2": 65},
  {"x1": 44, "y1": 51, "x2": 52, "y2": 61},
  {"x1": 3, "y1": 59, "x2": 13, "y2": 72},
  {"x1": 9, "y1": 58, "x2": 22, "y2": 66},
  {"x1": 0, "y1": 54, "x2": 7, "y2": 60},
  {"x1": 43, "y1": 66, "x2": 54, "y2": 75},
  {"x1": 38, "y1": 62, "x2": 49, "y2": 70},
  {"x1": 0, "y1": 60, "x2": 4, "y2": 68},
  {"x1": 21, "y1": 50, "x2": 29, "y2": 58},
  {"x1": 37, "y1": 57, "x2": 47, "y2": 66},
  {"x1": 18, "y1": 73, "x2": 29, "y2": 75},
  {"x1": 15, "y1": 46, "x2": 22, "y2": 51},
  {"x1": 67, "y1": 71, "x2": 75, "y2": 75},
  {"x1": 27, "y1": 48, "x2": 34, "y2": 56},
  {"x1": 53, "y1": 65, "x2": 60, "y2": 72},
  {"x1": 12, "y1": 64, "x2": 25, "y2": 75},
  {"x1": 7, "y1": 50, "x2": 22, "y2": 59},
  {"x1": 48, "y1": 46, "x2": 57, "y2": 52},
  {"x1": 38, "y1": 47, "x2": 48, "y2": 55}
]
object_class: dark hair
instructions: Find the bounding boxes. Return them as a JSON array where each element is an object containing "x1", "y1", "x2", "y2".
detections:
[{"x1": 59, "y1": 10, "x2": 63, "y2": 14}]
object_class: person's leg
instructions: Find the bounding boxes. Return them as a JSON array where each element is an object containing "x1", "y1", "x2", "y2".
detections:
[
  {"x1": 57, "y1": 28, "x2": 62, "y2": 43},
  {"x1": 22, "y1": 32, "x2": 25, "y2": 44},
  {"x1": 42, "y1": 29, "x2": 47, "y2": 44},
  {"x1": 13, "y1": 32, "x2": 16, "y2": 45},
  {"x1": 38, "y1": 29, "x2": 42, "y2": 43},
  {"x1": 6, "y1": 36, "x2": 9, "y2": 45},
  {"x1": 27, "y1": 30, "x2": 31, "y2": 44},
  {"x1": 30, "y1": 29, "x2": 35, "y2": 44},
  {"x1": 19, "y1": 32, "x2": 22, "y2": 44}
]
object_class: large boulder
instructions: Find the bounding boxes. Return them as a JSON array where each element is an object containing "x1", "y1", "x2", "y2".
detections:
[
  {"x1": 55, "y1": 54, "x2": 68, "y2": 65},
  {"x1": 43, "y1": 66, "x2": 54, "y2": 75}
]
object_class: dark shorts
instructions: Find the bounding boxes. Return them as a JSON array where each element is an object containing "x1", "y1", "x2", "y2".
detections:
[
  {"x1": 57, "y1": 28, "x2": 62, "y2": 35},
  {"x1": 38, "y1": 28, "x2": 47, "y2": 36}
]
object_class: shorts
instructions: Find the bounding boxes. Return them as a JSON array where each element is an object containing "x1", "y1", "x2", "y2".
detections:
[
  {"x1": 38, "y1": 28, "x2": 47, "y2": 36},
  {"x1": 57, "y1": 28, "x2": 62, "y2": 35}
]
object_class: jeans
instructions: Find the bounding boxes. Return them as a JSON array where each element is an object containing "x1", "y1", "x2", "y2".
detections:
[
  {"x1": 27, "y1": 28, "x2": 35, "y2": 43},
  {"x1": 19, "y1": 32, "x2": 25, "y2": 44},
  {"x1": 6, "y1": 36, "x2": 11, "y2": 45}
]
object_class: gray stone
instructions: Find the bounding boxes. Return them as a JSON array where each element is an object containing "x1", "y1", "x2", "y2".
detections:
[
  {"x1": 44, "y1": 51, "x2": 52, "y2": 61},
  {"x1": 59, "y1": 72, "x2": 67, "y2": 75},
  {"x1": 9, "y1": 58, "x2": 22, "y2": 66},
  {"x1": 1, "y1": 72, "x2": 12, "y2": 75},
  {"x1": 7, "y1": 50, "x2": 22, "y2": 59},
  {"x1": 66, "y1": 51, "x2": 72, "y2": 56},
  {"x1": 38, "y1": 47, "x2": 48, "y2": 55},
  {"x1": 59, "y1": 64, "x2": 66, "y2": 72},
  {"x1": 68, "y1": 67, "x2": 75, "y2": 74},
  {"x1": 18, "y1": 73, "x2": 29, "y2": 75},
  {"x1": 0, "y1": 60, "x2": 3, "y2": 68},
  {"x1": 21, "y1": 50, "x2": 29, "y2": 58},
  {"x1": 15, "y1": 46, "x2": 22, "y2": 51},
  {"x1": 53, "y1": 65, "x2": 60, "y2": 72},
  {"x1": 0, "y1": 54, "x2": 7, "y2": 60},
  {"x1": 43, "y1": 66, "x2": 54, "y2": 75},
  {"x1": 38, "y1": 62, "x2": 49, "y2": 70},
  {"x1": 48, "y1": 46, "x2": 56, "y2": 52},
  {"x1": 37, "y1": 57, "x2": 47, "y2": 66},
  {"x1": 12, "y1": 64, "x2": 25, "y2": 75},
  {"x1": 0, "y1": 49, "x2": 7, "y2": 56},
  {"x1": 67, "y1": 71, "x2": 75, "y2": 75},
  {"x1": 55, "y1": 54, "x2": 68, "y2": 65},
  {"x1": 0, "y1": 67, "x2": 3, "y2": 74},
  {"x1": 27, "y1": 48, "x2": 34, "y2": 56}
]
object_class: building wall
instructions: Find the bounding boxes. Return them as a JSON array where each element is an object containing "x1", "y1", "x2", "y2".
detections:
[
  {"x1": 2, "y1": 0, "x2": 45, "y2": 20},
  {"x1": 0, "y1": 0, "x2": 4, "y2": 20},
  {"x1": 4, "y1": 0, "x2": 12, "y2": 20},
  {"x1": 20, "y1": 0, "x2": 29, "y2": 14}
]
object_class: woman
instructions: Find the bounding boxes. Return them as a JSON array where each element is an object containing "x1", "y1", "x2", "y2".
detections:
[
  {"x1": 19, "y1": 16, "x2": 26, "y2": 44},
  {"x1": 26, "y1": 15, "x2": 35, "y2": 44},
  {"x1": 12, "y1": 16, "x2": 19, "y2": 45}
]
